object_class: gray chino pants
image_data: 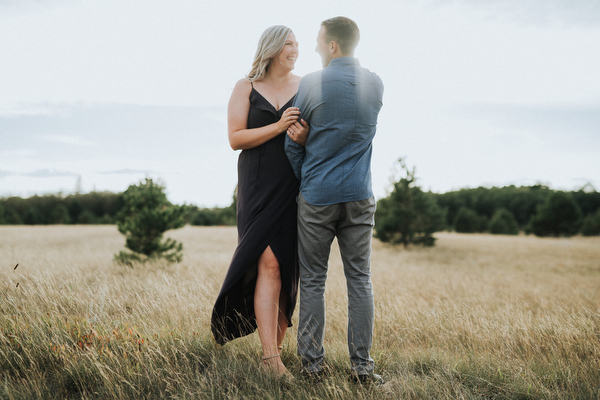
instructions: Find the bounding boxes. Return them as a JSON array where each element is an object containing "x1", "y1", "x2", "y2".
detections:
[{"x1": 296, "y1": 193, "x2": 376, "y2": 375}]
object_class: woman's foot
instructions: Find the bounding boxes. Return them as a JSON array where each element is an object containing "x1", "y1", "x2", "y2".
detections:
[{"x1": 261, "y1": 354, "x2": 293, "y2": 379}]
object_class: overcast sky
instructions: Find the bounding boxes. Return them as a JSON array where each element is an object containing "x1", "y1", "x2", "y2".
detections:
[{"x1": 1, "y1": 0, "x2": 599, "y2": 207}]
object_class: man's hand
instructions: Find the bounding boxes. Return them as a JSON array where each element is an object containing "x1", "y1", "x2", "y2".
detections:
[{"x1": 287, "y1": 118, "x2": 309, "y2": 146}]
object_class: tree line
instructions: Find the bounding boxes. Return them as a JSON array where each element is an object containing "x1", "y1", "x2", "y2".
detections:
[
  {"x1": 0, "y1": 192, "x2": 124, "y2": 225},
  {"x1": 0, "y1": 191, "x2": 235, "y2": 227},
  {"x1": 374, "y1": 160, "x2": 600, "y2": 245},
  {"x1": 432, "y1": 184, "x2": 600, "y2": 236},
  {"x1": 2, "y1": 173, "x2": 599, "y2": 242}
]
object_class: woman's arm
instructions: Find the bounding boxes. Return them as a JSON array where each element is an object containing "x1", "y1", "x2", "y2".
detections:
[{"x1": 227, "y1": 79, "x2": 300, "y2": 151}]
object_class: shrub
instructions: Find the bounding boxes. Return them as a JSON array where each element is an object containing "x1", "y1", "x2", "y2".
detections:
[
  {"x1": 528, "y1": 191, "x2": 582, "y2": 237},
  {"x1": 489, "y1": 208, "x2": 519, "y2": 235},
  {"x1": 454, "y1": 207, "x2": 487, "y2": 233},
  {"x1": 191, "y1": 208, "x2": 221, "y2": 226},
  {"x1": 3, "y1": 208, "x2": 22, "y2": 224},
  {"x1": 581, "y1": 209, "x2": 600, "y2": 236},
  {"x1": 77, "y1": 210, "x2": 96, "y2": 224},
  {"x1": 115, "y1": 179, "x2": 185, "y2": 264}
]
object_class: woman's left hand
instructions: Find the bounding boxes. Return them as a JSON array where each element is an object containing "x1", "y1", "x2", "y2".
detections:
[{"x1": 287, "y1": 119, "x2": 309, "y2": 146}]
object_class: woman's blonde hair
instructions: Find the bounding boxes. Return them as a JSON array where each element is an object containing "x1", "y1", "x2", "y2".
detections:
[{"x1": 247, "y1": 25, "x2": 292, "y2": 82}]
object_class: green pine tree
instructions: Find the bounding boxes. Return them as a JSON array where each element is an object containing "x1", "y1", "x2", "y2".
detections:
[
  {"x1": 375, "y1": 159, "x2": 445, "y2": 247},
  {"x1": 115, "y1": 178, "x2": 185, "y2": 264}
]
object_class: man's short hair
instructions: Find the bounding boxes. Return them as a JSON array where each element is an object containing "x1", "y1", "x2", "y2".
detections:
[{"x1": 321, "y1": 16, "x2": 360, "y2": 56}]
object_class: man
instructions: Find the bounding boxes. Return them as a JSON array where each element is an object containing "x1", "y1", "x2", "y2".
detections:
[{"x1": 284, "y1": 16, "x2": 384, "y2": 383}]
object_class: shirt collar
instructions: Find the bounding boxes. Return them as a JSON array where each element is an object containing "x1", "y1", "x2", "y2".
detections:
[{"x1": 328, "y1": 56, "x2": 360, "y2": 67}]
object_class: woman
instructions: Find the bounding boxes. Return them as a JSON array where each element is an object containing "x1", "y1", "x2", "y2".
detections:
[{"x1": 211, "y1": 25, "x2": 308, "y2": 377}]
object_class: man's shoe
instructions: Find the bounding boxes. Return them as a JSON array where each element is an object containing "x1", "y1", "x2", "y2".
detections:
[{"x1": 350, "y1": 372, "x2": 385, "y2": 385}]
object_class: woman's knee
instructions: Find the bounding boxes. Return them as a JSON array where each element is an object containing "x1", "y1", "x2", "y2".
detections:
[{"x1": 259, "y1": 248, "x2": 280, "y2": 277}]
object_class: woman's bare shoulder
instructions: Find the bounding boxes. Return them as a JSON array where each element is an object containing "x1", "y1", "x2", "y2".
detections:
[
  {"x1": 234, "y1": 77, "x2": 253, "y2": 91},
  {"x1": 230, "y1": 78, "x2": 253, "y2": 102}
]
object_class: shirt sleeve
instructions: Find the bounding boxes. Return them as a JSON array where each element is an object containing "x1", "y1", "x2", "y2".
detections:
[
  {"x1": 284, "y1": 135, "x2": 304, "y2": 181},
  {"x1": 285, "y1": 77, "x2": 313, "y2": 181}
]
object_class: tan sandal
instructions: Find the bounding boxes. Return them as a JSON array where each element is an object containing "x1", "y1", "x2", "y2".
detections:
[
  {"x1": 261, "y1": 354, "x2": 293, "y2": 379},
  {"x1": 262, "y1": 354, "x2": 280, "y2": 361}
]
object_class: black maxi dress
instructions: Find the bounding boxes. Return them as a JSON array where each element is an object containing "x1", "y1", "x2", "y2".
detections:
[{"x1": 211, "y1": 87, "x2": 300, "y2": 345}]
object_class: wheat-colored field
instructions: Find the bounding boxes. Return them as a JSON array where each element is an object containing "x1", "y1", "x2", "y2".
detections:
[{"x1": 1, "y1": 225, "x2": 599, "y2": 399}]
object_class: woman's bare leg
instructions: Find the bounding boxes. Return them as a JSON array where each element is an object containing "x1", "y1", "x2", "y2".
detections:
[
  {"x1": 255, "y1": 246, "x2": 290, "y2": 376},
  {"x1": 277, "y1": 290, "x2": 289, "y2": 350}
]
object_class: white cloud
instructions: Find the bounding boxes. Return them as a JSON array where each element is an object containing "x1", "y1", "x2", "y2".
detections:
[
  {"x1": 42, "y1": 135, "x2": 95, "y2": 146},
  {"x1": 0, "y1": 149, "x2": 37, "y2": 158},
  {"x1": 22, "y1": 169, "x2": 79, "y2": 178},
  {"x1": 0, "y1": 169, "x2": 16, "y2": 178}
]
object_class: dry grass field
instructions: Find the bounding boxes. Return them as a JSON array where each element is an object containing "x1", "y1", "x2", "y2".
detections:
[{"x1": 1, "y1": 225, "x2": 599, "y2": 399}]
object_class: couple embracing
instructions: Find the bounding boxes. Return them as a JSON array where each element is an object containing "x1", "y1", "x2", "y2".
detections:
[{"x1": 211, "y1": 16, "x2": 384, "y2": 383}]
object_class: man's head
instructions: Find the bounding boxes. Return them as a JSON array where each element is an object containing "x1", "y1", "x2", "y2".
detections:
[{"x1": 316, "y1": 17, "x2": 360, "y2": 67}]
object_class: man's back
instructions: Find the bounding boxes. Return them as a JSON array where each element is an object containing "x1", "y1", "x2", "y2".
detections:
[{"x1": 286, "y1": 57, "x2": 383, "y2": 206}]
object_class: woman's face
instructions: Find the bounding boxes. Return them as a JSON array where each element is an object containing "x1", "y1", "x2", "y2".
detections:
[{"x1": 276, "y1": 31, "x2": 299, "y2": 71}]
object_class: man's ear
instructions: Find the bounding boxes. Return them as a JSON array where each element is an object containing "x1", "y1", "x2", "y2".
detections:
[{"x1": 329, "y1": 41, "x2": 337, "y2": 54}]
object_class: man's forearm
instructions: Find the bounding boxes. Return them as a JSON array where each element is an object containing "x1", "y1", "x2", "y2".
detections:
[{"x1": 284, "y1": 136, "x2": 305, "y2": 181}]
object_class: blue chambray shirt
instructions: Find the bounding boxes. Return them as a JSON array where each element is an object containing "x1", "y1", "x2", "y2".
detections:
[{"x1": 285, "y1": 57, "x2": 384, "y2": 206}]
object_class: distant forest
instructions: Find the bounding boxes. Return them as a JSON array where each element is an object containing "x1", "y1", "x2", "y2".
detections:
[
  {"x1": 1, "y1": 185, "x2": 599, "y2": 236},
  {"x1": 0, "y1": 191, "x2": 236, "y2": 228}
]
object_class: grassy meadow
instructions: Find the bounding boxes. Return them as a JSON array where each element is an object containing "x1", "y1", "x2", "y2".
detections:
[{"x1": 1, "y1": 225, "x2": 599, "y2": 399}]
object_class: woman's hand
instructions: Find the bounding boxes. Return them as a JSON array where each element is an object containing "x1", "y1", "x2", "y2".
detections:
[
  {"x1": 287, "y1": 118, "x2": 309, "y2": 146},
  {"x1": 277, "y1": 107, "x2": 301, "y2": 133},
  {"x1": 228, "y1": 79, "x2": 302, "y2": 150}
]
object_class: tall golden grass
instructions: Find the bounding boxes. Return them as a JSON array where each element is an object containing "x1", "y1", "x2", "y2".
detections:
[{"x1": 1, "y1": 225, "x2": 599, "y2": 399}]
